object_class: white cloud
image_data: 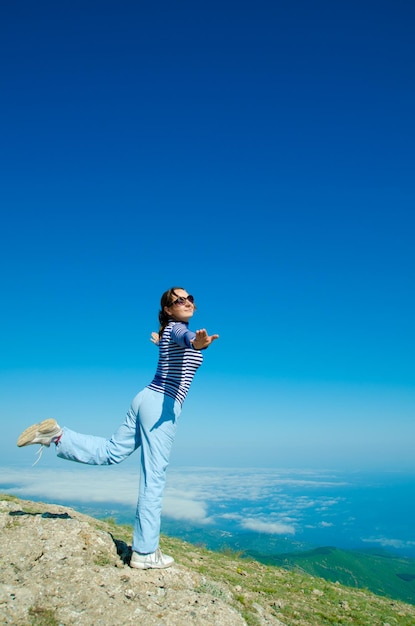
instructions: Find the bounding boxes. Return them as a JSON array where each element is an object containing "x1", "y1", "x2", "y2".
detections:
[
  {"x1": 162, "y1": 496, "x2": 210, "y2": 523},
  {"x1": 240, "y1": 518, "x2": 296, "y2": 535},
  {"x1": 165, "y1": 467, "x2": 345, "y2": 504},
  {"x1": 0, "y1": 467, "x2": 217, "y2": 525},
  {"x1": 0, "y1": 465, "x2": 346, "y2": 531},
  {"x1": 361, "y1": 536, "x2": 415, "y2": 550},
  {"x1": 0, "y1": 467, "x2": 138, "y2": 506},
  {"x1": 220, "y1": 513, "x2": 243, "y2": 521}
]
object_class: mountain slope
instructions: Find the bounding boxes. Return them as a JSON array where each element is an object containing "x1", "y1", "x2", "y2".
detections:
[
  {"x1": 1, "y1": 494, "x2": 415, "y2": 626},
  {"x1": 247, "y1": 545, "x2": 415, "y2": 606}
]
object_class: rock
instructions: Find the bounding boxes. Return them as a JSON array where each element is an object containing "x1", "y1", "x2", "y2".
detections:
[{"x1": 0, "y1": 499, "x2": 246, "y2": 626}]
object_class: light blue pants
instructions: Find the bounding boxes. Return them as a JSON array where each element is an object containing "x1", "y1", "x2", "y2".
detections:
[{"x1": 56, "y1": 387, "x2": 181, "y2": 554}]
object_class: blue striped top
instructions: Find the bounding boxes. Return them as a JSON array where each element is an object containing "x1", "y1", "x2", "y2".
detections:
[{"x1": 147, "y1": 320, "x2": 204, "y2": 405}]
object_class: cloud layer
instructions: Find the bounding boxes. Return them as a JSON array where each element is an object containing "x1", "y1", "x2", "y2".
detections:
[{"x1": 1, "y1": 465, "x2": 414, "y2": 558}]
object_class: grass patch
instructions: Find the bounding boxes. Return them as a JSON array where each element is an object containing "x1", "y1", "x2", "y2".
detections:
[
  {"x1": 0, "y1": 493, "x2": 19, "y2": 502},
  {"x1": 28, "y1": 606, "x2": 59, "y2": 626},
  {"x1": 196, "y1": 580, "x2": 229, "y2": 601}
]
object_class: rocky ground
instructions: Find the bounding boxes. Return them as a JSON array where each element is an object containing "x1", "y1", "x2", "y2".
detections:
[{"x1": 0, "y1": 497, "x2": 247, "y2": 626}]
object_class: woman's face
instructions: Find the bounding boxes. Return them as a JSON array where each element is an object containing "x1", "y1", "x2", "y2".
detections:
[{"x1": 164, "y1": 288, "x2": 195, "y2": 323}]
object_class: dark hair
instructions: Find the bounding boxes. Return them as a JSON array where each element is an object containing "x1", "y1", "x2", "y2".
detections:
[{"x1": 158, "y1": 286, "x2": 196, "y2": 337}]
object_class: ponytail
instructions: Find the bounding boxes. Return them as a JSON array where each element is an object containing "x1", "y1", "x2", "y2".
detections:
[{"x1": 157, "y1": 287, "x2": 185, "y2": 338}]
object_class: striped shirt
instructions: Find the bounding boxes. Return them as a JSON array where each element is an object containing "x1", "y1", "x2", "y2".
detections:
[{"x1": 147, "y1": 320, "x2": 204, "y2": 405}]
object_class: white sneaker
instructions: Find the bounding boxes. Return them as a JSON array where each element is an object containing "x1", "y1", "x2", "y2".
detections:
[
  {"x1": 17, "y1": 419, "x2": 62, "y2": 447},
  {"x1": 130, "y1": 548, "x2": 174, "y2": 570}
]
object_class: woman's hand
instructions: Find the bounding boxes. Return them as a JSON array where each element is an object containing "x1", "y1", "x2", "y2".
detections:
[
  {"x1": 150, "y1": 332, "x2": 159, "y2": 345},
  {"x1": 192, "y1": 328, "x2": 219, "y2": 350}
]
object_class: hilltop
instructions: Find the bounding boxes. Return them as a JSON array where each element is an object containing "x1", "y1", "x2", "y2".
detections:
[{"x1": 1, "y1": 494, "x2": 414, "y2": 626}]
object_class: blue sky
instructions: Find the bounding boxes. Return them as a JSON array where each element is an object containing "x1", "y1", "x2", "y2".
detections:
[{"x1": 1, "y1": 1, "x2": 414, "y2": 471}]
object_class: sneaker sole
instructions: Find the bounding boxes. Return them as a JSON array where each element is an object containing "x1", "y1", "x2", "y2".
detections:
[
  {"x1": 130, "y1": 559, "x2": 174, "y2": 570},
  {"x1": 130, "y1": 563, "x2": 174, "y2": 570},
  {"x1": 129, "y1": 561, "x2": 147, "y2": 570},
  {"x1": 17, "y1": 419, "x2": 58, "y2": 447}
]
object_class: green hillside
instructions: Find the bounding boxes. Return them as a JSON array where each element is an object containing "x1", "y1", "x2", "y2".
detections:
[
  {"x1": 248, "y1": 545, "x2": 415, "y2": 606},
  {"x1": 160, "y1": 518, "x2": 415, "y2": 607}
]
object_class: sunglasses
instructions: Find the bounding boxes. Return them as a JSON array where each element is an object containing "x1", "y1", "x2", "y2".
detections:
[{"x1": 171, "y1": 294, "x2": 195, "y2": 307}]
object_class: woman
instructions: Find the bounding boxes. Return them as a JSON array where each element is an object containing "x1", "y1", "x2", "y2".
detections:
[{"x1": 17, "y1": 287, "x2": 219, "y2": 570}]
